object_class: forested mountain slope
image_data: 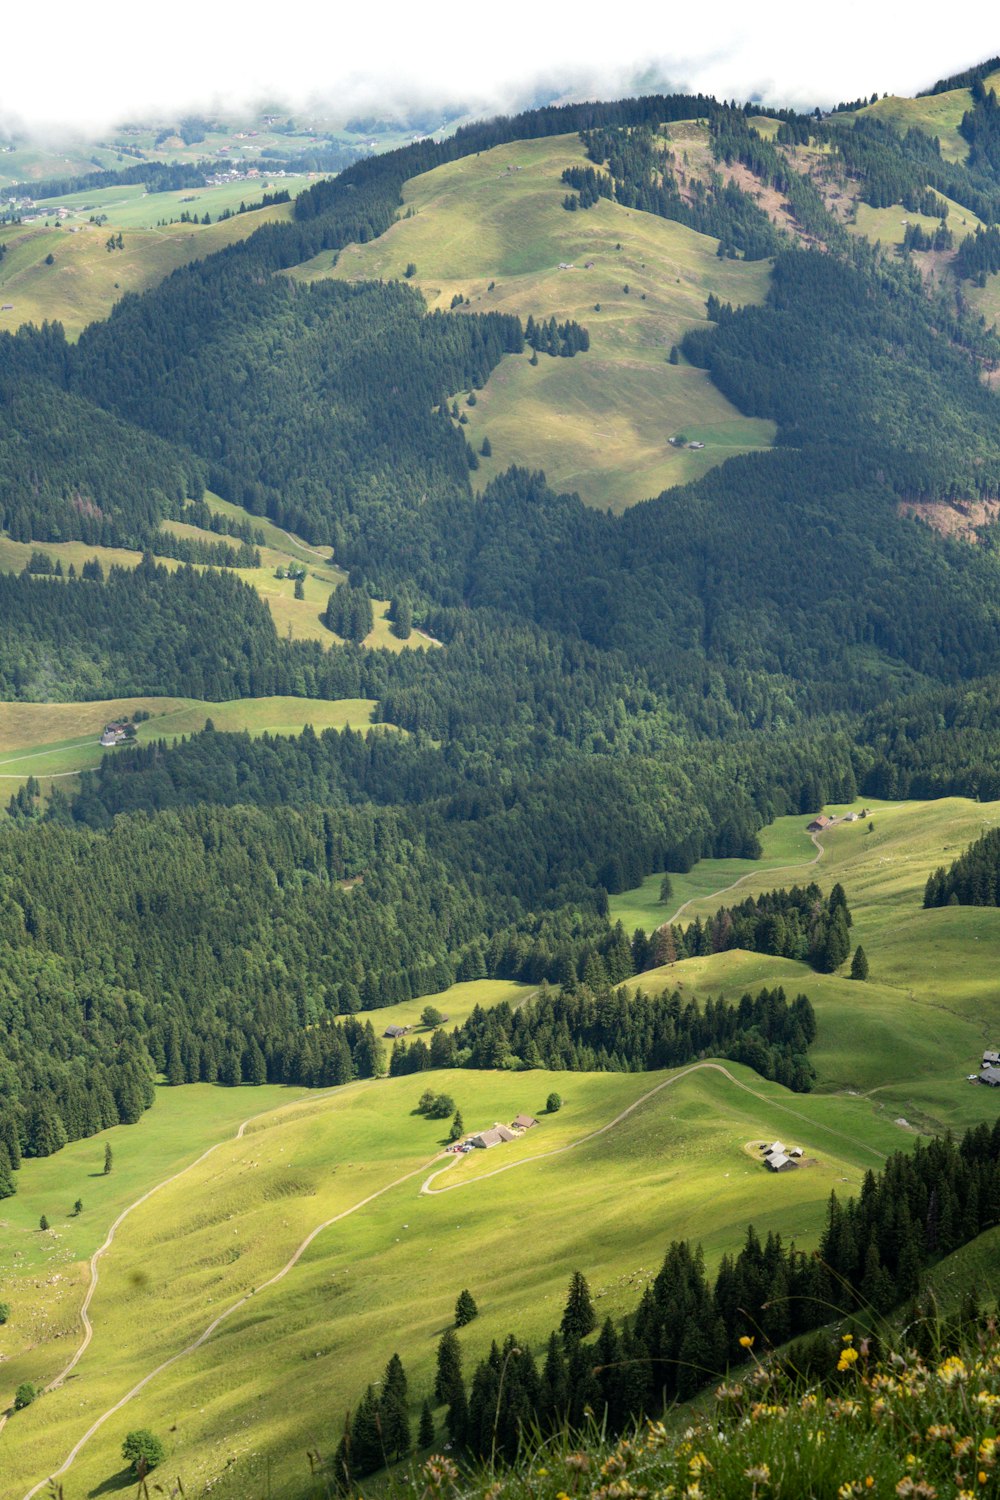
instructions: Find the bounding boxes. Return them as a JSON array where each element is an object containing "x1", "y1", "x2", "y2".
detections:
[{"x1": 5, "y1": 78, "x2": 1000, "y2": 1178}]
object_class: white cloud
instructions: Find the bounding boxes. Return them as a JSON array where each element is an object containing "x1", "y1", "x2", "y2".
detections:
[{"x1": 3, "y1": 0, "x2": 999, "y2": 133}]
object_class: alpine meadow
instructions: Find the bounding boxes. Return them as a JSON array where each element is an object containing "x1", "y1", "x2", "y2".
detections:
[{"x1": 6, "y1": 41, "x2": 1000, "y2": 1500}]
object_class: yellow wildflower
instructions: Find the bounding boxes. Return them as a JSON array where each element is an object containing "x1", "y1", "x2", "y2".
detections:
[
  {"x1": 838, "y1": 1346, "x2": 860, "y2": 1372},
  {"x1": 739, "y1": 1335, "x2": 755, "y2": 1349}
]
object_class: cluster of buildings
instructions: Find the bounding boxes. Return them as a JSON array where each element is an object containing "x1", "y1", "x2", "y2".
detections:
[
  {"x1": 806, "y1": 809, "x2": 870, "y2": 833},
  {"x1": 970, "y1": 1049, "x2": 1000, "y2": 1087},
  {"x1": 99, "y1": 721, "x2": 131, "y2": 748},
  {"x1": 760, "y1": 1139, "x2": 804, "y2": 1173},
  {"x1": 449, "y1": 1114, "x2": 539, "y2": 1154}
]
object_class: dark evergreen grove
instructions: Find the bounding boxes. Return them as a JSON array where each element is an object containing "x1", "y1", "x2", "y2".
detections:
[
  {"x1": 6, "y1": 82, "x2": 1000, "y2": 1196},
  {"x1": 334, "y1": 1120, "x2": 1000, "y2": 1482},
  {"x1": 924, "y1": 825, "x2": 1000, "y2": 907}
]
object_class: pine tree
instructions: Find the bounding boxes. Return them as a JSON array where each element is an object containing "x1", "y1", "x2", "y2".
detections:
[
  {"x1": 380, "y1": 1353, "x2": 410, "y2": 1459},
  {"x1": 103, "y1": 1142, "x2": 113, "y2": 1175},
  {"x1": 561, "y1": 1270, "x2": 596, "y2": 1342},
  {"x1": 418, "y1": 1399, "x2": 434, "y2": 1448},
  {"x1": 448, "y1": 1110, "x2": 464, "y2": 1142},
  {"x1": 455, "y1": 1288, "x2": 478, "y2": 1326},
  {"x1": 851, "y1": 945, "x2": 869, "y2": 980},
  {"x1": 435, "y1": 1328, "x2": 463, "y2": 1403},
  {"x1": 39, "y1": 1214, "x2": 49, "y2": 1231}
]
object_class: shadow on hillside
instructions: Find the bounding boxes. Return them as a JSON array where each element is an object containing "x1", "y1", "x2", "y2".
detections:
[{"x1": 89, "y1": 1467, "x2": 138, "y2": 1496}]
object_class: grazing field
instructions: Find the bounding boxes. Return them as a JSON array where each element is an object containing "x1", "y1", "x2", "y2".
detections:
[
  {"x1": 6, "y1": 797, "x2": 1000, "y2": 1494},
  {"x1": 4, "y1": 1061, "x2": 902, "y2": 1500},
  {"x1": 613, "y1": 796, "x2": 1000, "y2": 1135},
  {"x1": 20, "y1": 173, "x2": 316, "y2": 230},
  {"x1": 850, "y1": 71, "x2": 1000, "y2": 163},
  {"x1": 0, "y1": 696, "x2": 387, "y2": 795},
  {"x1": 0, "y1": 493, "x2": 433, "y2": 654},
  {"x1": 0, "y1": 202, "x2": 297, "y2": 338},
  {"x1": 292, "y1": 132, "x2": 775, "y2": 511}
]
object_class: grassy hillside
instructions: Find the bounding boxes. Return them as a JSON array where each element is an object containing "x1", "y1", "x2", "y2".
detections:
[
  {"x1": 291, "y1": 132, "x2": 775, "y2": 512},
  {"x1": 0, "y1": 202, "x2": 297, "y2": 338},
  {"x1": 5, "y1": 1062, "x2": 903, "y2": 1500},
  {"x1": 852, "y1": 68, "x2": 1000, "y2": 162},
  {"x1": 19, "y1": 173, "x2": 316, "y2": 229},
  {"x1": 612, "y1": 796, "x2": 1000, "y2": 1135},
  {"x1": 0, "y1": 695, "x2": 388, "y2": 796},
  {"x1": 6, "y1": 797, "x2": 1000, "y2": 1493},
  {"x1": 0, "y1": 492, "x2": 436, "y2": 657}
]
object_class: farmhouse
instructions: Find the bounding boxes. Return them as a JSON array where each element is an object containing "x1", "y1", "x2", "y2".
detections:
[
  {"x1": 470, "y1": 1124, "x2": 518, "y2": 1149},
  {"x1": 762, "y1": 1141, "x2": 786, "y2": 1156},
  {"x1": 806, "y1": 815, "x2": 833, "y2": 832},
  {"x1": 383, "y1": 1024, "x2": 409, "y2": 1039},
  {"x1": 983, "y1": 1051, "x2": 1000, "y2": 1067},
  {"x1": 979, "y1": 1065, "x2": 1000, "y2": 1088},
  {"x1": 512, "y1": 1113, "x2": 537, "y2": 1130},
  {"x1": 766, "y1": 1152, "x2": 798, "y2": 1172}
]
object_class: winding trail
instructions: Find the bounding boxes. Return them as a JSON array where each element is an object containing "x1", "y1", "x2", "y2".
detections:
[
  {"x1": 420, "y1": 1056, "x2": 886, "y2": 1199},
  {"x1": 18, "y1": 1106, "x2": 448, "y2": 1500},
  {"x1": 16, "y1": 827, "x2": 840, "y2": 1496},
  {"x1": 662, "y1": 830, "x2": 826, "y2": 928}
]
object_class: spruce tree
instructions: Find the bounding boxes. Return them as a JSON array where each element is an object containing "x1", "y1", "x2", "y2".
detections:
[
  {"x1": 380, "y1": 1353, "x2": 410, "y2": 1459},
  {"x1": 103, "y1": 1142, "x2": 113, "y2": 1174},
  {"x1": 435, "y1": 1328, "x2": 463, "y2": 1403},
  {"x1": 418, "y1": 1398, "x2": 434, "y2": 1448},
  {"x1": 448, "y1": 1110, "x2": 464, "y2": 1142},
  {"x1": 454, "y1": 1288, "x2": 478, "y2": 1326},
  {"x1": 851, "y1": 945, "x2": 869, "y2": 980},
  {"x1": 560, "y1": 1270, "x2": 596, "y2": 1342}
]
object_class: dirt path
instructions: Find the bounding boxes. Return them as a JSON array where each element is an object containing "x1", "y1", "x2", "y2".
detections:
[
  {"x1": 420, "y1": 1054, "x2": 885, "y2": 1200},
  {"x1": 16, "y1": 831, "x2": 839, "y2": 1491},
  {"x1": 662, "y1": 831, "x2": 826, "y2": 927},
  {"x1": 17, "y1": 1138, "x2": 446, "y2": 1500}
]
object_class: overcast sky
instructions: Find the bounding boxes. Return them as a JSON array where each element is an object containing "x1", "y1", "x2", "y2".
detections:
[{"x1": 4, "y1": 0, "x2": 999, "y2": 133}]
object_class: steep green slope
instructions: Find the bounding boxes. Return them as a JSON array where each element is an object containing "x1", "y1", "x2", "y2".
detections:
[{"x1": 295, "y1": 132, "x2": 774, "y2": 510}]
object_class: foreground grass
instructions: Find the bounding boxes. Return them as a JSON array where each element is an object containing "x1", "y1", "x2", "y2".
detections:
[
  {"x1": 294, "y1": 131, "x2": 774, "y2": 511},
  {"x1": 398, "y1": 1325, "x2": 1000, "y2": 1500}
]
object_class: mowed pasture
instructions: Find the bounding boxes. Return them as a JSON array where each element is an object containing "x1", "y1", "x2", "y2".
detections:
[
  {"x1": 0, "y1": 201, "x2": 297, "y2": 338},
  {"x1": 6, "y1": 798, "x2": 1000, "y2": 1493},
  {"x1": 21, "y1": 174, "x2": 317, "y2": 231},
  {"x1": 0, "y1": 695, "x2": 387, "y2": 788},
  {"x1": 612, "y1": 796, "x2": 1000, "y2": 1134},
  {"x1": 4, "y1": 1061, "x2": 903, "y2": 1500},
  {"x1": 292, "y1": 132, "x2": 775, "y2": 511}
]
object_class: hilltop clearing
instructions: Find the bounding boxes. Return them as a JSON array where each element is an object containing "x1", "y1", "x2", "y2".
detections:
[{"x1": 292, "y1": 132, "x2": 775, "y2": 510}]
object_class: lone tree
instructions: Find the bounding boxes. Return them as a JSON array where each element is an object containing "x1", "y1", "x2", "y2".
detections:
[
  {"x1": 421, "y1": 1005, "x2": 444, "y2": 1028},
  {"x1": 454, "y1": 1288, "x2": 478, "y2": 1327},
  {"x1": 0, "y1": 1300, "x2": 10, "y2": 1324},
  {"x1": 561, "y1": 1270, "x2": 596, "y2": 1342},
  {"x1": 122, "y1": 1429, "x2": 165, "y2": 1476},
  {"x1": 14, "y1": 1382, "x2": 36, "y2": 1410},
  {"x1": 546, "y1": 1091, "x2": 562, "y2": 1113},
  {"x1": 103, "y1": 1142, "x2": 113, "y2": 1175},
  {"x1": 39, "y1": 1214, "x2": 49, "y2": 1231},
  {"x1": 73, "y1": 1199, "x2": 83, "y2": 1215},
  {"x1": 851, "y1": 945, "x2": 870, "y2": 981},
  {"x1": 448, "y1": 1110, "x2": 464, "y2": 1142},
  {"x1": 659, "y1": 872, "x2": 674, "y2": 904}
]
